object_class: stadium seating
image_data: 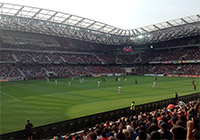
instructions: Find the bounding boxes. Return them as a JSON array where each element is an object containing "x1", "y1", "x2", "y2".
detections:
[
  {"x1": 0, "y1": 31, "x2": 200, "y2": 80},
  {"x1": 1, "y1": 47, "x2": 200, "y2": 79},
  {"x1": 53, "y1": 100, "x2": 199, "y2": 140}
]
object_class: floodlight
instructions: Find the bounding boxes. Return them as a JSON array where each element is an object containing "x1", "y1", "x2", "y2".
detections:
[{"x1": 137, "y1": 35, "x2": 144, "y2": 39}]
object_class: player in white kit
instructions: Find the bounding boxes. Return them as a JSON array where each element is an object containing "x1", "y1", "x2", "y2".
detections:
[
  {"x1": 55, "y1": 80, "x2": 58, "y2": 85},
  {"x1": 97, "y1": 80, "x2": 101, "y2": 87},
  {"x1": 68, "y1": 80, "x2": 71, "y2": 87},
  {"x1": 152, "y1": 81, "x2": 156, "y2": 88},
  {"x1": 118, "y1": 85, "x2": 122, "y2": 95},
  {"x1": 118, "y1": 78, "x2": 120, "y2": 82}
]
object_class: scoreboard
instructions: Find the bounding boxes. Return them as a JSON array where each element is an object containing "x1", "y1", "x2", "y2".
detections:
[{"x1": 123, "y1": 46, "x2": 133, "y2": 52}]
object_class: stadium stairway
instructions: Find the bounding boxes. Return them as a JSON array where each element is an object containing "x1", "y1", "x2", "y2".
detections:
[
  {"x1": 18, "y1": 68, "x2": 25, "y2": 77},
  {"x1": 32, "y1": 56, "x2": 37, "y2": 62},
  {"x1": 95, "y1": 55, "x2": 104, "y2": 64},
  {"x1": 77, "y1": 56, "x2": 85, "y2": 64},
  {"x1": 12, "y1": 54, "x2": 19, "y2": 62},
  {"x1": 46, "y1": 55, "x2": 52, "y2": 62},
  {"x1": 115, "y1": 56, "x2": 123, "y2": 64},
  {"x1": 60, "y1": 56, "x2": 67, "y2": 63}
]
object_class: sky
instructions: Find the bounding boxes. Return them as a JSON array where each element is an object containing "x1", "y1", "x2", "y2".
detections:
[{"x1": 1, "y1": 0, "x2": 200, "y2": 29}]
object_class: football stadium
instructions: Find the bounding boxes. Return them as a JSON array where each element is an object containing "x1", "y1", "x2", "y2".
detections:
[{"x1": 0, "y1": 1, "x2": 200, "y2": 140}]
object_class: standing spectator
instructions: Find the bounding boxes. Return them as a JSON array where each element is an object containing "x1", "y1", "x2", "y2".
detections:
[{"x1": 25, "y1": 120, "x2": 33, "y2": 140}]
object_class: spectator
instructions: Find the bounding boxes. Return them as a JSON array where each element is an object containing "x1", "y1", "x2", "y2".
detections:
[
  {"x1": 25, "y1": 120, "x2": 33, "y2": 140},
  {"x1": 171, "y1": 126, "x2": 186, "y2": 140}
]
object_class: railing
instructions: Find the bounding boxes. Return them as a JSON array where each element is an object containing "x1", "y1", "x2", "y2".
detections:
[{"x1": 0, "y1": 92, "x2": 199, "y2": 140}]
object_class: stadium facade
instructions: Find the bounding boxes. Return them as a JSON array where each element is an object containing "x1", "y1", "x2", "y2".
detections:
[
  {"x1": 0, "y1": 3, "x2": 200, "y2": 140},
  {"x1": 0, "y1": 2, "x2": 200, "y2": 80}
]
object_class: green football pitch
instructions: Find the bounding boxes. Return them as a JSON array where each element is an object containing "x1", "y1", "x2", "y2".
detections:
[{"x1": 0, "y1": 75, "x2": 199, "y2": 134}]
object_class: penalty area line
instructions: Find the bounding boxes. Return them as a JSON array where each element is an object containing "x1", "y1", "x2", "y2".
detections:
[{"x1": 0, "y1": 92, "x2": 22, "y2": 102}]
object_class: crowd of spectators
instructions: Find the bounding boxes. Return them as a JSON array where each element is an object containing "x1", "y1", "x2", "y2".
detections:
[
  {"x1": 20, "y1": 65, "x2": 47, "y2": 78},
  {"x1": 0, "y1": 64, "x2": 21, "y2": 78},
  {"x1": 176, "y1": 64, "x2": 200, "y2": 75},
  {"x1": 117, "y1": 54, "x2": 140, "y2": 64},
  {"x1": 1, "y1": 63, "x2": 199, "y2": 78},
  {"x1": 98, "y1": 55, "x2": 116, "y2": 64},
  {"x1": 1, "y1": 47, "x2": 200, "y2": 64},
  {"x1": 15, "y1": 53, "x2": 35, "y2": 63},
  {"x1": 0, "y1": 65, "x2": 125, "y2": 78},
  {"x1": 53, "y1": 100, "x2": 200, "y2": 140},
  {"x1": 1, "y1": 63, "x2": 200, "y2": 79},
  {"x1": 47, "y1": 54, "x2": 65, "y2": 63},
  {"x1": 32, "y1": 53, "x2": 51, "y2": 63},
  {"x1": 79, "y1": 55, "x2": 101, "y2": 64},
  {"x1": 0, "y1": 52, "x2": 15, "y2": 62},
  {"x1": 150, "y1": 47, "x2": 200, "y2": 62},
  {"x1": 134, "y1": 64, "x2": 200, "y2": 75},
  {"x1": 0, "y1": 46, "x2": 200, "y2": 79}
]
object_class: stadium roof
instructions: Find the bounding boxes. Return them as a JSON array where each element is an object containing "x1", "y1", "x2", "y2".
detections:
[{"x1": 0, "y1": 2, "x2": 200, "y2": 45}]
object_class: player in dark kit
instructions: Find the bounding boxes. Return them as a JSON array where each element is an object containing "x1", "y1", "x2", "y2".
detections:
[
  {"x1": 193, "y1": 84, "x2": 196, "y2": 90},
  {"x1": 192, "y1": 79, "x2": 195, "y2": 85},
  {"x1": 135, "y1": 79, "x2": 138, "y2": 84}
]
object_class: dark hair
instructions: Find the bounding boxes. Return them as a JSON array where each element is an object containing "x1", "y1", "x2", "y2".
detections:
[
  {"x1": 160, "y1": 122, "x2": 167, "y2": 131},
  {"x1": 138, "y1": 130, "x2": 147, "y2": 139},
  {"x1": 101, "y1": 131, "x2": 106, "y2": 138},
  {"x1": 87, "y1": 132, "x2": 97, "y2": 140},
  {"x1": 151, "y1": 131, "x2": 161, "y2": 140},
  {"x1": 116, "y1": 132, "x2": 125, "y2": 140},
  {"x1": 147, "y1": 123, "x2": 159, "y2": 134},
  {"x1": 171, "y1": 126, "x2": 186, "y2": 140},
  {"x1": 175, "y1": 120, "x2": 185, "y2": 127}
]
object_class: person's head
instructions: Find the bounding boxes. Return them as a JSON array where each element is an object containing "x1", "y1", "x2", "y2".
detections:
[
  {"x1": 175, "y1": 120, "x2": 185, "y2": 127},
  {"x1": 150, "y1": 131, "x2": 160, "y2": 140},
  {"x1": 138, "y1": 130, "x2": 147, "y2": 140},
  {"x1": 87, "y1": 132, "x2": 97, "y2": 140},
  {"x1": 160, "y1": 122, "x2": 167, "y2": 131},
  {"x1": 101, "y1": 131, "x2": 107, "y2": 138},
  {"x1": 108, "y1": 136, "x2": 117, "y2": 140},
  {"x1": 95, "y1": 129, "x2": 101, "y2": 136},
  {"x1": 132, "y1": 101, "x2": 135, "y2": 104},
  {"x1": 124, "y1": 130, "x2": 131, "y2": 139},
  {"x1": 84, "y1": 128, "x2": 89, "y2": 134},
  {"x1": 171, "y1": 126, "x2": 186, "y2": 140},
  {"x1": 147, "y1": 123, "x2": 159, "y2": 134},
  {"x1": 27, "y1": 120, "x2": 30, "y2": 123},
  {"x1": 116, "y1": 132, "x2": 125, "y2": 140}
]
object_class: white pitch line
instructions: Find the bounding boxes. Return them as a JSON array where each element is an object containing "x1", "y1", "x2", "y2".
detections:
[{"x1": 0, "y1": 92, "x2": 22, "y2": 102}]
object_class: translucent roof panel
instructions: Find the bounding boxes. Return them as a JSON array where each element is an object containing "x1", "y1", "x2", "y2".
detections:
[{"x1": 0, "y1": 2, "x2": 199, "y2": 37}]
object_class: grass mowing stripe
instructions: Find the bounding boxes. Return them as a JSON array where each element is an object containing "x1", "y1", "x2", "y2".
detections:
[
  {"x1": 0, "y1": 91, "x2": 22, "y2": 102},
  {"x1": 0, "y1": 75, "x2": 199, "y2": 134}
]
